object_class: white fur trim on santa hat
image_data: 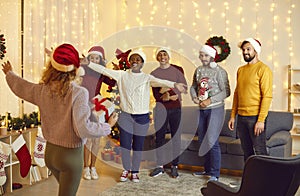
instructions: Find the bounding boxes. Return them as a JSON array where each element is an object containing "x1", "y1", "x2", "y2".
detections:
[
  {"x1": 155, "y1": 47, "x2": 171, "y2": 58},
  {"x1": 50, "y1": 52, "x2": 75, "y2": 72},
  {"x1": 130, "y1": 50, "x2": 147, "y2": 63},
  {"x1": 245, "y1": 38, "x2": 261, "y2": 54},
  {"x1": 76, "y1": 67, "x2": 85, "y2": 77},
  {"x1": 88, "y1": 51, "x2": 103, "y2": 58},
  {"x1": 200, "y1": 45, "x2": 216, "y2": 58},
  {"x1": 11, "y1": 135, "x2": 26, "y2": 153}
]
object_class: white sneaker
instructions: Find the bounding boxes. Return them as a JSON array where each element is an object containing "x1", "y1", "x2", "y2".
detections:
[
  {"x1": 90, "y1": 167, "x2": 99, "y2": 180},
  {"x1": 131, "y1": 173, "x2": 140, "y2": 183},
  {"x1": 120, "y1": 170, "x2": 129, "y2": 182},
  {"x1": 83, "y1": 167, "x2": 91, "y2": 180}
]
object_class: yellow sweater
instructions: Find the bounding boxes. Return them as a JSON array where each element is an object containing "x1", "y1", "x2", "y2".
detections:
[{"x1": 231, "y1": 61, "x2": 273, "y2": 122}]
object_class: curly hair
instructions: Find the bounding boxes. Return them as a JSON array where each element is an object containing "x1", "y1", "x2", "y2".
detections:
[{"x1": 40, "y1": 61, "x2": 76, "y2": 97}]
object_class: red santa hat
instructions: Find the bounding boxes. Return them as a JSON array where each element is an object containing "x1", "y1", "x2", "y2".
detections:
[
  {"x1": 241, "y1": 38, "x2": 261, "y2": 54},
  {"x1": 200, "y1": 45, "x2": 218, "y2": 68},
  {"x1": 50, "y1": 43, "x2": 80, "y2": 72},
  {"x1": 88, "y1": 46, "x2": 105, "y2": 59},
  {"x1": 155, "y1": 47, "x2": 171, "y2": 59}
]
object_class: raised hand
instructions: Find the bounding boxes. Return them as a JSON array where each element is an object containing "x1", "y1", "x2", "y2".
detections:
[{"x1": 1, "y1": 61, "x2": 12, "y2": 75}]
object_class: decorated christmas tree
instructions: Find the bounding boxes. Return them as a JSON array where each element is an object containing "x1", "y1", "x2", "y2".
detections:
[{"x1": 106, "y1": 48, "x2": 132, "y2": 143}]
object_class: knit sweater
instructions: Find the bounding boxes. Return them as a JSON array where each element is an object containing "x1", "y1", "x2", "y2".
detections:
[
  {"x1": 151, "y1": 64, "x2": 187, "y2": 109},
  {"x1": 6, "y1": 71, "x2": 111, "y2": 148},
  {"x1": 88, "y1": 62, "x2": 176, "y2": 114},
  {"x1": 230, "y1": 61, "x2": 273, "y2": 122},
  {"x1": 190, "y1": 64, "x2": 230, "y2": 109},
  {"x1": 81, "y1": 64, "x2": 116, "y2": 100}
]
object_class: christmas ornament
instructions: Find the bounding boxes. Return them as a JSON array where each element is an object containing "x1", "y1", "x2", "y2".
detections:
[
  {"x1": 11, "y1": 135, "x2": 31, "y2": 177},
  {"x1": 0, "y1": 141, "x2": 11, "y2": 185},
  {"x1": 205, "y1": 36, "x2": 231, "y2": 63},
  {"x1": 113, "y1": 48, "x2": 132, "y2": 71},
  {"x1": 0, "y1": 34, "x2": 6, "y2": 60}
]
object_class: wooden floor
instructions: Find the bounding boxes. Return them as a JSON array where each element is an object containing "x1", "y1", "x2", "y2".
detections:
[
  {"x1": 5, "y1": 161, "x2": 300, "y2": 196},
  {"x1": 6, "y1": 160, "x2": 121, "y2": 196}
]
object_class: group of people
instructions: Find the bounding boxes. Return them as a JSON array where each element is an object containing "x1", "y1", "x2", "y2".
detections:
[{"x1": 1, "y1": 37, "x2": 272, "y2": 196}]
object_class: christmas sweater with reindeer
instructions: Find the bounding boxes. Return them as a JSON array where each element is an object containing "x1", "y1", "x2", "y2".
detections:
[{"x1": 190, "y1": 64, "x2": 230, "y2": 110}]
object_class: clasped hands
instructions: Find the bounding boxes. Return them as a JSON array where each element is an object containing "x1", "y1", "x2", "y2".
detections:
[{"x1": 192, "y1": 97, "x2": 211, "y2": 108}]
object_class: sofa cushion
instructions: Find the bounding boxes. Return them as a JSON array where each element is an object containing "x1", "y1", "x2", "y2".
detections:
[
  {"x1": 265, "y1": 111, "x2": 293, "y2": 140},
  {"x1": 219, "y1": 136, "x2": 237, "y2": 153},
  {"x1": 178, "y1": 106, "x2": 199, "y2": 135},
  {"x1": 187, "y1": 138, "x2": 200, "y2": 152},
  {"x1": 226, "y1": 139, "x2": 244, "y2": 156},
  {"x1": 266, "y1": 131, "x2": 291, "y2": 148},
  {"x1": 220, "y1": 109, "x2": 237, "y2": 138}
]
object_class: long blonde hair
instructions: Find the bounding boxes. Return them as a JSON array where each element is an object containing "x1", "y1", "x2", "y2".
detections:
[{"x1": 40, "y1": 61, "x2": 76, "y2": 97}]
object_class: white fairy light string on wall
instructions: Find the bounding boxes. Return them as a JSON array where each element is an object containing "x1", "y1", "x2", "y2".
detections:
[
  {"x1": 208, "y1": 1, "x2": 212, "y2": 36},
  {"x1": 288, "y1": 1, "x2": 294, "y2": 64},
  {"x1": 224, "y1": 2, "x2": 229, "y2": 38},
  {"x1": 237, "y1": 0, "x2": 242, "y2": 61},
  {"x1": 193, "y1": 1, "x2": 200, "y2": 41},
  {"x1": 179, "y1": 0, "x2": 184, "y2": 33}
]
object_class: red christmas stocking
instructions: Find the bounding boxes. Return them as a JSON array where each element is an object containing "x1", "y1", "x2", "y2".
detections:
[
  {"x1": 11, "y1": 135, "x2": 31, "y2": 177},
  {"x1": 0, "y1": 141, "x2": 11, "y2": 185}
]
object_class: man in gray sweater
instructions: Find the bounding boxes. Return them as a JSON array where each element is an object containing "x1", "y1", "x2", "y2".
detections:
[{"x1": 190, "y1": 44, "x2": 230, "y2": 183}]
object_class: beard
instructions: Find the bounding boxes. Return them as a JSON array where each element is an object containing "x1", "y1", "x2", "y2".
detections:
[
  {"x1": 243, "y1": 53, "x2": 255, "y2": 62},
  {"x1": 201, "y1": 60, "x2": 210, "y2": 67}
]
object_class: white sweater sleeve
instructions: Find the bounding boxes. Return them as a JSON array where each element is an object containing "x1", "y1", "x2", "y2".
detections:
[
  {"x1": 149, "y1": 74, "x2": 175, "y2": 88},
  {"x1": 88, "y1": 62, "x2": 121, "y2": 82}
]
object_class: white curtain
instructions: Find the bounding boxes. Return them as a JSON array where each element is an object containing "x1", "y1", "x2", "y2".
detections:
[{"x1": 23, "y1": 0, "x2": 103, "y2": 113}]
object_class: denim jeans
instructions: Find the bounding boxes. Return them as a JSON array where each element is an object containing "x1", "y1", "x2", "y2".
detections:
[
  {"x1": 237, "y1": 115, "x2": 268, "y2": 161},
  {"x1": 197, "y1": 106, "x2": 225, "y2": 178},
  {"x1": 153, "y1": 105, "x2": 181, "y2": 166},
  {"x1": 118, "y1": 111, "x2": 150, "y2": 173}
]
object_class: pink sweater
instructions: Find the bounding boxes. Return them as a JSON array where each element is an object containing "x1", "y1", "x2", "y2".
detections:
[{"x1": 6, "y1": 71, "x2": 111, "y2": 148}]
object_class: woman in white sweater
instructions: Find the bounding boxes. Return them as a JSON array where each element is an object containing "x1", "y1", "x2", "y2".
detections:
[{"x1": 88, "y1": 49, "x2": 187, "y2": 182}]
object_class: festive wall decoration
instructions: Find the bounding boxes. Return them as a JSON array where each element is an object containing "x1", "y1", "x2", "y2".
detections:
[
  {"x1": 0, "y1": 34, "x2": 6, "y2": 60},
  {"x1": 205, "y1": 36, "x2": 230, "y2": 63},
  {"x1": 0, "y1": 111, "x2": 40, "y2": 131}
]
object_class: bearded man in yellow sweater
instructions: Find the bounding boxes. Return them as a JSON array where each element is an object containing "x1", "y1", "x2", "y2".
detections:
[{"x1": 228, "y1": 38, "x2": 273, "y2": 162}]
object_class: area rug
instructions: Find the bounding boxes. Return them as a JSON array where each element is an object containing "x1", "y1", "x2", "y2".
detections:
[{"x1": 99, "y1": 169, "x2": 241, "y2": 196}]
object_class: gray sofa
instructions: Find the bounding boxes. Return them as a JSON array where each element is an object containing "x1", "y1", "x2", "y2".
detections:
[{"x1": 143, "y1": 106, "x2": 293, "y2": 170}]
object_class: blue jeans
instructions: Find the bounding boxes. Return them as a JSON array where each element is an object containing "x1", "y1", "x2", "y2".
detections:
[
  {"x1": 197, "y1": 106, "x2": 225, "y2": 178},
  {"x1": 237, "y1": 115, "x2": 268, "y2": 161},
  {"x1": 118, "y1": 111, "x2": 150, "y2": 174},
  {"x1": 153, "y1": 105, "x2": 181, "y2": 166}
]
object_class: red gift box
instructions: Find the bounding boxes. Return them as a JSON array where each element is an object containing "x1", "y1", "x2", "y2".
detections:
[
  {"x1": 92, "y1": 95, "x2": 115, "y2": 123},
  {"x1": 101, "y1": 151, "x2": 113, "y2": 161},
  {"x1": 101, "y1": 150, "x2": 116, "y2": 161},
  {"x1": 114, "y1": 154, "x2": 122, "y2": 164}
]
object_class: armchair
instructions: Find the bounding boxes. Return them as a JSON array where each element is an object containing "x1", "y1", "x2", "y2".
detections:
[{"x1": 201, "y1": 155, "x2": 300, "y2": 196}]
